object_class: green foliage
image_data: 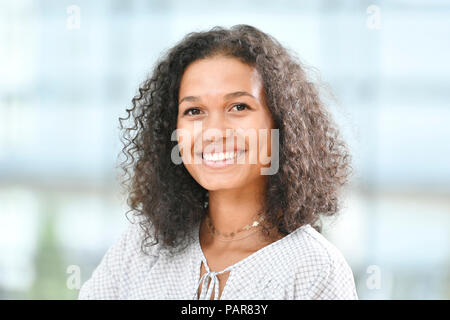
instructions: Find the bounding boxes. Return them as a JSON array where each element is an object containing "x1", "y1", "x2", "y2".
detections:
[{"x1": 28, "y1": 195, "x2": 78, "y2": 300}]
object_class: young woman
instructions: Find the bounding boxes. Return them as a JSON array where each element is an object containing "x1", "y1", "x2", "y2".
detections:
[{"x1": 79, "y1": 24, "x2": 358, "y2": 300}]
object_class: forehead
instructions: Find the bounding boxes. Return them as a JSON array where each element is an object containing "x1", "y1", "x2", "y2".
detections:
[{"x1": 179, "y1": 56, "x2": 263, "y2": 99}]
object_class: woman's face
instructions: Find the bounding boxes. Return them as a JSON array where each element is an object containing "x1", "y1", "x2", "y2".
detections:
[{"x1": 176, "y1": 55, "x2": 275, "y2": 191}]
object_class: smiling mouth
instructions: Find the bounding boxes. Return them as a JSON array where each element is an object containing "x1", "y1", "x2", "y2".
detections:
[
  {"x1": 196, "y1": 150, "x2": 246, "y2": 168},
  {"x1": 201, "y1": 150, "x2": 246, "y2": 161}
]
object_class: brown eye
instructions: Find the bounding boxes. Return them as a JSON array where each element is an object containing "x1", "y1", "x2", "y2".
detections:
[
  {"x1": 184, "y1": 108, "x2": 201, "y2": 116},
  {"x1": 231, "y1": 103, "x2": 249, "y2": 112}
]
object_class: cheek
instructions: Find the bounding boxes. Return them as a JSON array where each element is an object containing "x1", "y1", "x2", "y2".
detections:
[
  {"x1": 182, "y1": 162, "x2": 198, "y2": 180},
  {"x1": 256, "y1": 122, "x2": 276, "y2": 166},
  {"x1": 256, "y1": 130, "x2": 272, "y2": 166},
  {"x1": 177, "y1": 130, "x2": 205, "y2": 174},
  {"x1": 176, "y1": 125, "x2": 193, "y2": 161}
]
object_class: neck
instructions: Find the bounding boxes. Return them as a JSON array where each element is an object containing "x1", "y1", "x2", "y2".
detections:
[{"x1": 206, "y1": 177, "x2": 266, "y2": 234}]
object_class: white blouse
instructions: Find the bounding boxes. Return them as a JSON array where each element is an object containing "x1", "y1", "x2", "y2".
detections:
[{"x1": 78, "y1": 220, "x2": 358, "y2": 300}]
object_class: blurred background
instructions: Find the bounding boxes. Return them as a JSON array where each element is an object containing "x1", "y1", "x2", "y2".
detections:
[{"x1": 1, "y1": 0, "x2": 449, "y2": 299}]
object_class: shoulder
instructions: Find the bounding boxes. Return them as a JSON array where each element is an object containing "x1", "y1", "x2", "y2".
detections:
[
  {"x1": 294, "y1": 224, "x2": 351, "y2": 267},
  {"x1": 274, "y1": 224, "x2": 349, "y2": 270},
  {"x1": 275, "y1": 224, "x2": 358, "y2": 299},
  {"x1": 78, "y1": 219, "x2": 161, "y2": 299}
]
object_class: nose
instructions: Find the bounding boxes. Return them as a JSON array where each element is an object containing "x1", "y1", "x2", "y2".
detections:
[{"x1": 202, "y1": 110, "x2": 233, "y2": 143}]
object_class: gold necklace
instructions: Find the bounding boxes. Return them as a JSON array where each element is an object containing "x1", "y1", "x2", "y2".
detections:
[{"x1": 205, "y1": 214, "x2": 265, "y2": 241}]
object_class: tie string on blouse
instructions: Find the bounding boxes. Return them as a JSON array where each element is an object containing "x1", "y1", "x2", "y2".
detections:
[{"x1": 195, "y1": 259, "x2": 233, "y2": 300}]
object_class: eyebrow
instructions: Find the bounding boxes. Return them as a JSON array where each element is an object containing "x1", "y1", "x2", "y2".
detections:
[{"x1": 178, "y1": 91, "x2": 256, "y2": 105}]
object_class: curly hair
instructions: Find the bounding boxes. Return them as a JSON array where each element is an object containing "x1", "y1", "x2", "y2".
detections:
[{"x1": 118, "y1": 24, "x2": 353, "y2": 255}]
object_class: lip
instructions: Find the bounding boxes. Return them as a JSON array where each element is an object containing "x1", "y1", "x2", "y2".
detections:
[{"x1": 201, "y1": 150, "x2": 246, "y2": 169}]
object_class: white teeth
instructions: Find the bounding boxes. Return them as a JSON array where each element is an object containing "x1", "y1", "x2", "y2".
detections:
[{"x1": 203, "y1": 151, "x2": 241, "y2": 162}]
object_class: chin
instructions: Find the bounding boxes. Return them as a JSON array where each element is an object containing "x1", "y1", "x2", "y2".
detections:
[
  {"x1": 199, "y1": 181, "x2": 240, "y2": 191},
  {"x1": 197, "y1": 176, "x2": 245, "y2": 191}
]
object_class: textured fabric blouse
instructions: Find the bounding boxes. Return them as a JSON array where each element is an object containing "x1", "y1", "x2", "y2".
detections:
[{"x1": 78, "y1": 220, "x2": 358, "y2": 300}]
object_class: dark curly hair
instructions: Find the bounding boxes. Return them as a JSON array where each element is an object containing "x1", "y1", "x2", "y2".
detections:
[{"x1": 118, "y1": 24, "x2": 353, "y2": 255}]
